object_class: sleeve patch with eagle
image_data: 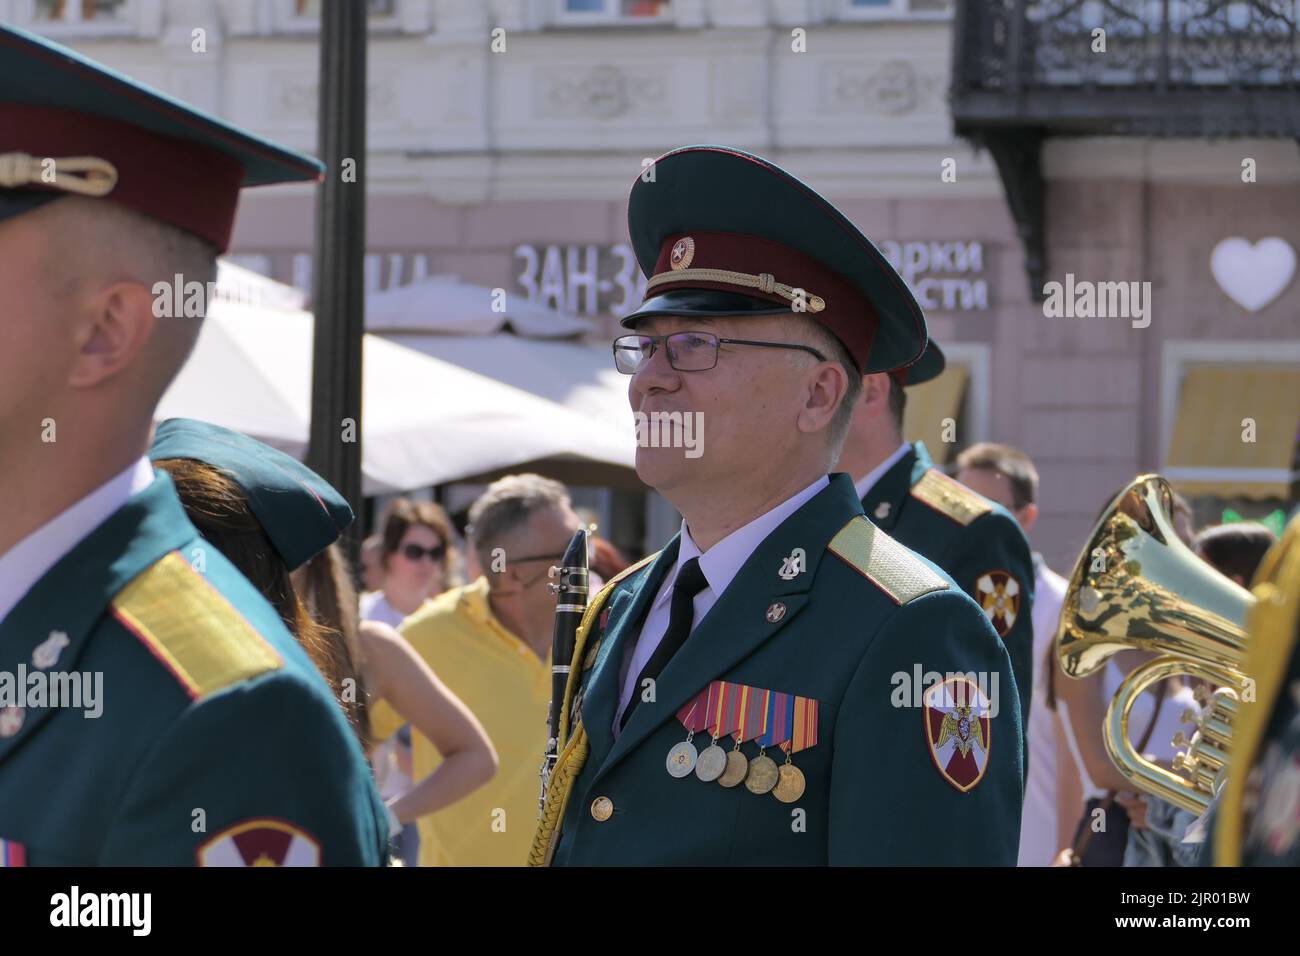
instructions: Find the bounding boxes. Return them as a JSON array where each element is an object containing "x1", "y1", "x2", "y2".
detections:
[
  {"x1": 975, "y1": 570, "x2": 1020, "y2": 637},
  {"x1": 923, "y1": 676, "x2": 992, "y2": 792}
]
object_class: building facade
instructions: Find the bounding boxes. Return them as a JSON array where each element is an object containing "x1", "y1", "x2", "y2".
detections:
[{"x1": 20, "y1": 0, "x2": 1297, "y2": 568}]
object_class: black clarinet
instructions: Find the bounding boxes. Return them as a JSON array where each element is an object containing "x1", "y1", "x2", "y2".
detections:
[{"x1": 539, "y1": 528, "x2": 590, "y2": 814}]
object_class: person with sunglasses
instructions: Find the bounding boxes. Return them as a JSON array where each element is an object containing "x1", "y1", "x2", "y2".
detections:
[
  {"x1": 367, "y1": 474, "x2": 585, "y2": 866},
  {"x1": 360, "y1": 498, "x2": 457, "y2": 630},
  {"x1": 531, "y1": 146, "x2": 1024, "y2": 867}
]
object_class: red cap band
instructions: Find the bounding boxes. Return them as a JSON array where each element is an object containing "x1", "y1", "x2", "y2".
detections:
[
  {"x1": 1, "y1": 103, "x2": 244, "y2": 251},
  {"x1": 646, "y1": 229, "x2": 877, "y2": 370}
]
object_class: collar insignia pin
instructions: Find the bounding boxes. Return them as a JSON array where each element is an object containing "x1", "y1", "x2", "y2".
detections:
[
  {"x1": 778, "y1": 547, "x2": 806, "y2": 581},
  {"x1": 766, "y1": 602, "x2": 786, "y2": 624},
  {"x1": 32, "y1": 631, "x2": 70, "y2": 670}
]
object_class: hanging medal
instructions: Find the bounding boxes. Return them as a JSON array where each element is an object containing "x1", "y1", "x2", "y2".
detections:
[
  {"x1": 716, "y1": 681, "x2": 752, "y2": 788},
  {"x1": 744, "y1": 689, "x2": 782, "y2": 794},
  {"x1": 694, "y1": 681, "x2": 729, "y2": 782},
  {"x1": 773, "y1": 695, "x2": 817, "y2": 803},
  {"x1": 665, "y1": 689, "x2": 709, "y2": 778}
]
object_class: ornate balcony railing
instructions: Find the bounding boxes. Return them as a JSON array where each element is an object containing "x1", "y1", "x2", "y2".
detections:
[{"x1": 951, "y1": 1, "x2": 1300, "y2": 296}]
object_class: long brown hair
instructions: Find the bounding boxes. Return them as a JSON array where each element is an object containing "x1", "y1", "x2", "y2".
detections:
[
  {"x1": 156, "y1": 457, "x2": 366, "y2": 744},
  {"x1": 298, "y1": 543, "x2": 374, "y2": 749}
]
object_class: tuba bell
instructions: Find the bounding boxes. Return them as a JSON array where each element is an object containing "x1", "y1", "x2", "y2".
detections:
[{"x1": 1055, "y1": 474, "x2": 1255, "y2": 814}]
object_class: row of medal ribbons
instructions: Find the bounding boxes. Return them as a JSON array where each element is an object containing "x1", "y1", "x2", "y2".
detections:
[{"x1": 666, "y1": 680, "x2": 819, "y2": 803}]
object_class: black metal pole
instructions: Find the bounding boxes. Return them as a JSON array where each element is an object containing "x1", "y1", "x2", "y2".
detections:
[{"x1": 307, "y1": 1, "x2": 367, "y2": 566}]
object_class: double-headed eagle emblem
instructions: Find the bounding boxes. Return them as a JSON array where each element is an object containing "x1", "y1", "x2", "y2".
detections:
[{"x1": 936, "y1": 704, "x2": 985, "y2": 758}]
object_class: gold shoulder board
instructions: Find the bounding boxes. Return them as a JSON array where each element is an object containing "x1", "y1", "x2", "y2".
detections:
[
  {"x1": 112, "y1": 551, "x2": 283, "y2": 700},
  {"x1": 910, "y1": 468, "x2": 992, "y2": 527},
  {"x1": 828, "y1": 516, "x2": 949, "y2": 605}
]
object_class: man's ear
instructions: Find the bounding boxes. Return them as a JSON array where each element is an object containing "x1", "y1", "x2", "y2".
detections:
[
  {"x1": 67, "y1": 282, "x2": 158, "y2": 389},
  {"x1": 796, "y1": 360, "x2": 847, "y2": 435},
  {"x1": 1017, "y1": 502, "x2": 1040, "y2": 533},
  {"x1": 861, "y1": 372, "x2": 892, "y2": 414}
]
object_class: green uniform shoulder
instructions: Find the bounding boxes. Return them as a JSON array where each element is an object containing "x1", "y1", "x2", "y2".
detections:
[
  {"x1": 110, "y1": 550, "x2": 283, "y2": 700},
  {"x1": 910, "y1": 468, "x2": 993, "y2": 527},
  {"x1": 827, "y1": 515, "x2": 949, "y2": 605}
]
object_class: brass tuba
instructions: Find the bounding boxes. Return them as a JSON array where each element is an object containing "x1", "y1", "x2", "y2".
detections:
[{"x1": 1055, "y1": 475, "x2": 1255, "y2": 814}]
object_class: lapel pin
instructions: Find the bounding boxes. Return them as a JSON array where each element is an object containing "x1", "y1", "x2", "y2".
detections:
[
  {"x1": 766, "y1": 602, "x2": 787, "y2": 624},
  {"x1": 0, "y1": 707, "x2": 25, "y2": 739},
  {"x1": 874, "y1": 502, "x2": 891, "y2": 520},
  {"x1": 778, "y1": 547, "x2": 806, "y2": 581},
  {"x1": 32, "y1": 630, "x2": 70, "y2": 670}
]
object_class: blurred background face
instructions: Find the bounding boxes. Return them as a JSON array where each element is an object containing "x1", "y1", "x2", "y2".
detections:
[
  {"x1": 385, "y1": 522, "x2": 446, "y2": 599},
  {"x1": 491, "y1": 503, "x2": 583, "y2": 627},
  {"x1": 626, "y1": 314, "x2": 813, "y2": 500},
  {"x1": 956, "y1": 465, "x2": 1038, "y2": 532}
]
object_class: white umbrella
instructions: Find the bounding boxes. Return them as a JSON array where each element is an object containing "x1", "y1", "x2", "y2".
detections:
[
  {"x1": 382, "y1": 332, "x2": 634, "y2": 436},
  {"x1": 366, "y1": 274, "x2": 593, "y2": 338},
  {"x1": 156, "y1": 300, "x2": 638, "y2": 494}
]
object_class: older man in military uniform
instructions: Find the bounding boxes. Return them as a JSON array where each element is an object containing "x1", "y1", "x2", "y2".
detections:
[
  {"x1": 531, "y1": 146, "x2": 1023, "y2": 866},
  {"x1": 838, "y1": 343, "x2": 1036, "y2": 741},
  {"x1": 0, "y1": 26, "x2": 386, "y2": 865}
]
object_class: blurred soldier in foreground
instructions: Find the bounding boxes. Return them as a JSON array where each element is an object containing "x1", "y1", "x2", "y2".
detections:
[{"x1": 0, "y1": 26, "x2": 386, "y2": 865}]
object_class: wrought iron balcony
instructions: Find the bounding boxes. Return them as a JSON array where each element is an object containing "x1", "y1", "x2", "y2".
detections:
[{"x1": 951, "y1": 1, "x2": 1300, "y2": 295}]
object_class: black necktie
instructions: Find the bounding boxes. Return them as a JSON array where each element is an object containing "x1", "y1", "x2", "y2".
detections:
[{"x1": 619, "y1": 557, "x2": 709, "y2": 731}]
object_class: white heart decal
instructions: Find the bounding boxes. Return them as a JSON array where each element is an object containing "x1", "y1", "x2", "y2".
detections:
[{"x1": 1210, "y1": 237, "x2": 1296, "y2": 312}]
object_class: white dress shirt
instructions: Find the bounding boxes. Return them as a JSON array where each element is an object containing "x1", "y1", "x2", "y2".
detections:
[
  {"x1": 0, "y1": 457, "x2": 156, "y2": 625},
  {"x1": 1018, "y1": 554, "x2": 1067, "y2": 866},
  {"x1": 614, "y1": 475, "x2": 830, "y2": 735},
  {"x1": 852, "y1": 441, "x2": 912, "y2": 502}
]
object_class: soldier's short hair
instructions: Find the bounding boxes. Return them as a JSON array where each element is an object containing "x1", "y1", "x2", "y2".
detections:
[
  {"x1": 42, "y1": 197, "x2": 217, "y2": 404},
  {"x1": 467, "y1": 474, "x2": 572, "y2": 569},
  {"x1": 954, "y1": 442, "x2": 1039, "y2": 511},
  {"x1": 886, "y1": 377, "x2": 907, "y2": 434}
]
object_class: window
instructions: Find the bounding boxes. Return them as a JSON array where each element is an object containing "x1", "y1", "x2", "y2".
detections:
[
  {"x1": 34, "y1": 0, "x2": 128, "y2": 20},
  {"x1": 901, "y1": 343, "x2": 991, "y2": 464},
  {"x1": 277, "y1": 0, "x2": 399, "y2": 32},
  {"x1": 839, "y1": 0, "x2": 953, "y2": 19},
  {"x1": 1160, "y1": 342, "x2": 1300, "y2": 503},
  {"x1": 293, "y1": 0, "x2": 395, "y2": 15},
  {"x1": 555, "y1": 0, "x2": 671, "y2": 25},
  {"x1": 28, "y1": 0, "x2": 138, "y2": 36}
]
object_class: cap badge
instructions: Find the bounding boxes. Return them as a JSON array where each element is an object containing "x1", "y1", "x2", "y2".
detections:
[{"x1": 670, "y1": 236, "x2": 695, "y2": 271}]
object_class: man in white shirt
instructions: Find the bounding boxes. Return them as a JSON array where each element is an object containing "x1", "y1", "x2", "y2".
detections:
[
  {"x1": 0, "y1": 25, "x2": 386, "y2": 865},
  {"x1": 953, "y1": 442, "x2": 1078, "y2": 866},
  {"x1": 532, "y1": 146, "x2": 1024, "y2": 866}
]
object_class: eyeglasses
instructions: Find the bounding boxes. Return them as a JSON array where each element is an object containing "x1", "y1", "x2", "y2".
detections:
[
  {"x1": 401, "y1": 543, "x2": 447, "y2": 563},
  {"x1": 612, "y1": 331, "x2": 828, "y2": 375}
]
